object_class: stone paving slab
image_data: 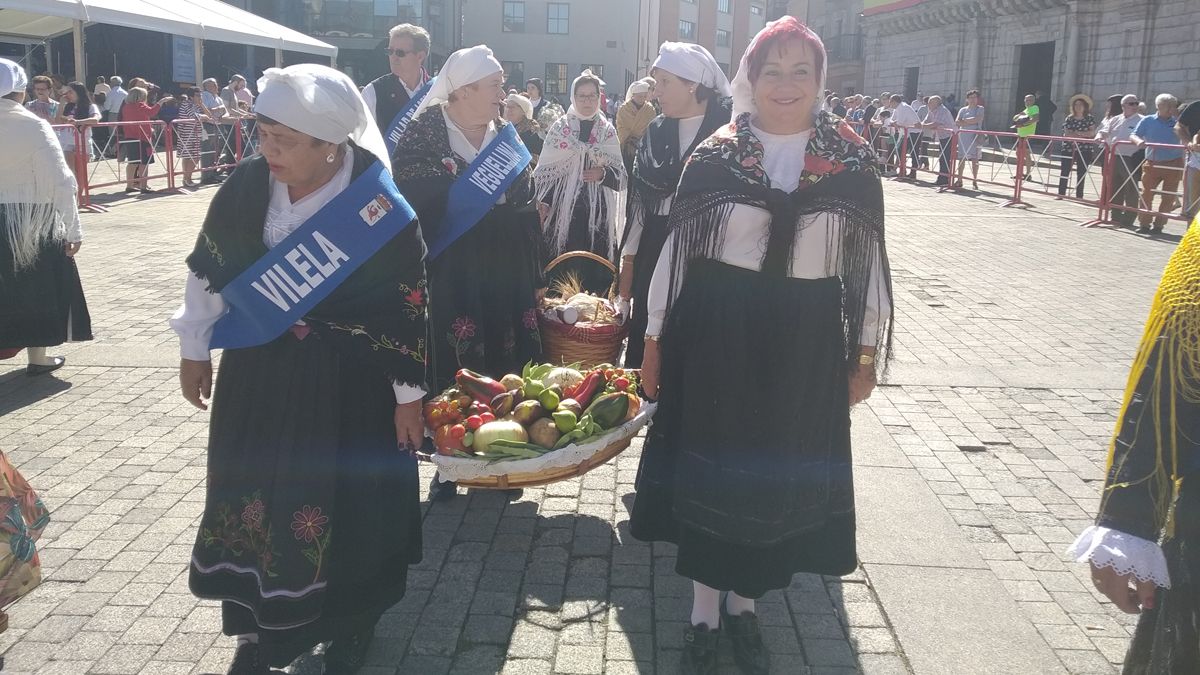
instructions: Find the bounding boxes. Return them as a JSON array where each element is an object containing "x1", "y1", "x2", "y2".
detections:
[{"x1": 0, "y1": 176, "x2": 1185, "y2": 673}]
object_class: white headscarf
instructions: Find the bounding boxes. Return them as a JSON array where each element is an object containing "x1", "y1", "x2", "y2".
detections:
[
  {"x1": 0, "y1": 57, "x2": 27, "y2": 97},
  {"x1": 625, "y1": 77, "x2": 653, "y2": 103},
  {"x1": 505, "y1": 92, "x2": 533, "y2": 122},
  {"x1": 412, "y1": 45, "x2": 502, "y2": 120},
  {"x1": 731, "y1": 16, "x2": 827, "y2": 118},
  {"x1": 533, "y1": 69, "x2": 626, "y2": 259},
  {"x1": 254, "y1": 63, "x2": 391, "y2": 170},
  {"x1": 651, "y1": 42, "x2": 731, "y2": 97}
]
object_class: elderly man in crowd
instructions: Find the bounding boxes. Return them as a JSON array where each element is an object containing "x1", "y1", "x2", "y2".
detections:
[
  {"x1": 1131, "y1": 93, "x2": 1183, "y2": 234},
  {"x1": 198, "y1": 78, "x2": 230, "y2": 184},
  {"x1": 887, "y1": 93, "x2": 922, "y2": 178},
  {"x1": 1096, "y1": 94, "x2": 1146, "y2": 228},
  {"x1": 362, "y1": 23, "x2": 432, "y2": 135},
  {"x1": 921, "y1": 95, "x2": 956, "y2": 186}
]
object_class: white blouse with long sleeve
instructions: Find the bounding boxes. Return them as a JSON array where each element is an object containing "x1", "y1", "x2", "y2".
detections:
[
  {"x1": 620, "y1": 113, "x2": 707, "y2": 257},
  {"x1": 644, "y1": 122, "x2": 891, "y2": 343},
  {"x1": 442, "y1": 106, "x2": 507, "y2": 206},
  {"x1": 168, "y1": 150, "x2": 425, "y2": 404}
]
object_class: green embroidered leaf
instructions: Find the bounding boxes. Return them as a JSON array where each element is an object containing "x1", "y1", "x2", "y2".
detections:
[{"x1": 303, "y1": 547, "x2": 320, "y2": 567}]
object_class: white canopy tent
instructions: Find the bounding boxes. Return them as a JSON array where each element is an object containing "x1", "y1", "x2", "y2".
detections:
[{"x1": 0, "y1": 0, "x2": 336, "y2": 82}]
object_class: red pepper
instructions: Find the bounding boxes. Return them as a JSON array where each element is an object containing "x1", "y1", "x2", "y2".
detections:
[
  {"x1": 567, "y1": 370, "x2": 604, "y2": 408},
  {"x1": 455, "y1": 369, "x2": 507, "y2": 402}
]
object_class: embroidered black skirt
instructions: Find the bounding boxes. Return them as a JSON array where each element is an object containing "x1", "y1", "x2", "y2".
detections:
[
  {"x1": 189, "y1": 329, "x2": 422, "y2": 667},
  {"x1": 630, "y1": 260, "x2": 856, "y2": 597},
  {"x1": 427, "y1": 204, "x2": 543, "y2": 391},
  {"x1": 622, "y1": 210, "x2": 670, "y2": 368},
  {"x1": 0, "y1": 220, "x2": 92, "y2": 350}
]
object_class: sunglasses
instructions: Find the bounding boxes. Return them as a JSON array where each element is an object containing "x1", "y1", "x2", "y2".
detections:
[{"x1": 383, "y1": 48, "x2": 415, "y2": 57}]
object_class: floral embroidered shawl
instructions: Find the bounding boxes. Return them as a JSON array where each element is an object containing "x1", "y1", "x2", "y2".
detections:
[
  {"x1": 665, "y1": 110, "x2": 894, "y2": 375},
  {"x1": 185, "y1": 144, "x2": 429, "y2": 390}
]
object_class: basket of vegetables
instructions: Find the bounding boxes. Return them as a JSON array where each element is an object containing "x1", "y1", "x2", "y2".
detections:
[
  {"x1": 539, "y1": 251, "x2": 629, "y2": 368},
  {"x1": 423, "y1": 362, "x2": 654, "y2": 489}
]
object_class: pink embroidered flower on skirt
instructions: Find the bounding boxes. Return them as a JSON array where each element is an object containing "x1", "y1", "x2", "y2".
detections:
[
  {"x1": 291, "y1": 505, "x2": 328, "y2": 543},
  {"x1": 241, "y1": 499, "x2": 265, "y2": 529},
  {"x1": 452, "y1": 316, "x2": 477, "y2": 340}
]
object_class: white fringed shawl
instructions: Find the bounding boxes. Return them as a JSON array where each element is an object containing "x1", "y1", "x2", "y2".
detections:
[
  {"x1": 0, "y1": 99, "x2": 80, "y2": 270},
  {"x1": 532, "y1": 106, "x2": 625, "y2": 258}
]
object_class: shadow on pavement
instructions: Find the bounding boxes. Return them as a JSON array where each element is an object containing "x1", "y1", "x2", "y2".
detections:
[{"x1": 0, "y1": 369, "x2": 71, "y2": 417}]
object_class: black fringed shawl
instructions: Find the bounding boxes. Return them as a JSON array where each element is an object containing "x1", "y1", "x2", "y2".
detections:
[
  {"x1": 620, "y1": 96, "x2": 732, "y2": 252},
  {"x1": 664, "y1": 111, "x2": 894, "y2": 375},
  {"x1": 185, "y1": 144, "x2": 429, "y2": 391}
]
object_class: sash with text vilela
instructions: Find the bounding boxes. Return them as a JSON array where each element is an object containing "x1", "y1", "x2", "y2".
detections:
[
  {"x1": 209, "y1": 160, "x2": 416, "y2": 350},
  {"x1": 384, "y1": 77, "x2": 435, "y2": 157},
  {"x1": 426, "y1": 123, "x2": 532, "y2": 260}
]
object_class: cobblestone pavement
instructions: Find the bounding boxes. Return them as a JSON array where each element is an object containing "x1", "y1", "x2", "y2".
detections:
[{"x1": 0, "y1": 176, "x2": 1183, "y2": 674}]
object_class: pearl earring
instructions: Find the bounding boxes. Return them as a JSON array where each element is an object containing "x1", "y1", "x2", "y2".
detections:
[{"x1": 326, "y1": 152, "x2": 336, "y2": 164}]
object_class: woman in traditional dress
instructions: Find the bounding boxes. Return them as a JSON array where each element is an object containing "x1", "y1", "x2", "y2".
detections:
[
  {"x1": 533, "y1": 70, "x2": 626, "y2": 270},
  {"x1": 392, "y1": 46, "x2": 544, "y2": 501},
  {"x1": 504, "y1": 92, "x2": 544, "y2": 161},
  {"x1": 171, "y1": 64, "x2": 428, "y2": 675},
  {"x1": 629, "y1": 18, "x2": 893, "y2": 674},
  {"x1": 616, "y1": 77, "x2": 657, "y2": 177},
  {"x1": 0, "y1": 58, "x2": 92, "y2": 375},
  {"x1": 1067, "y1": 216, "x2": 1200, "y2": 674},
  {"x1": 618, "y1": 42, "x2": 732, "y2": 368}
]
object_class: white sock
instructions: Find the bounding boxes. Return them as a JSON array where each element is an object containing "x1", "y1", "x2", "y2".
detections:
[
  {"x1": 236, "y1": 633, "x2": 259, "y2": 647},
  {"x1": 725, "y1": 591, "x2": 755, "y2": 616},
  {"x1": 690, "y1": 581, "x2": 721, "y2": 629},
  {"x1": 27, "y1": 347, "x2": 51, "y2": 366}
]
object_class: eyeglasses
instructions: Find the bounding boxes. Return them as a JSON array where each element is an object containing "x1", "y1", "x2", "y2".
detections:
[{"x1": 383, "y1": 48, "x2": 413, "y2": 58}]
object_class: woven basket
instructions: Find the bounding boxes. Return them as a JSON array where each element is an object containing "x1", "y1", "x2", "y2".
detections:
[
  {"x1": 539, "y1": 251, "x2": 629, "y2": 368},
  {"x1": 455, "y1": 436, "x2": 633, "y2": 489}
]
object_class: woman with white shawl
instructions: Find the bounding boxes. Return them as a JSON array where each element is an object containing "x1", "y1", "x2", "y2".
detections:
[
  {"x1": 0, "y1": 57, "x2": 92, "y2": 375},
  {"x1": 533, "y1": 70, "x2": 626, "y2": 290}
]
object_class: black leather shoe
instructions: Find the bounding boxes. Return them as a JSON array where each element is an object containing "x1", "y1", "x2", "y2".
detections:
[
  {"x1": 722, "y1": 604, "x2": 770, "y2": 674},
  {"x1": 430, "y1": 475, "x2": 457, "y2": 502},
  {"x1": 26, "y1": 357, "x2": 65, "y2": 376},
  {"x1": 323, "y1": 629, "x2": 373, "y2": 674},
  {"x1": 227, "y1": 642, "x2": 269, "y2": 675},
  {"x1": 680, "y1": 623, "x2": 720, "y2": 675}
]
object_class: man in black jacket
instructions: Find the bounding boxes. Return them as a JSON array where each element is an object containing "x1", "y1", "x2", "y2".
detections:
[{"x1": 362, "y1": 23, "x2": 431, "y2": 135}]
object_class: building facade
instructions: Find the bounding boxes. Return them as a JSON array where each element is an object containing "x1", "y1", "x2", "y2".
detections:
[
  {"x1": 461, "y1": 0, "x2": 641, "y2": 100},
  {"x1": 636, "y1": 0, "x2": 769, "y2": 81},
  {"x1": 859, "y1": 0, "x2": 1200, "y2": 131},
  {"x1": 770, "y1": 0, "x2": 866, "y2": 96}
]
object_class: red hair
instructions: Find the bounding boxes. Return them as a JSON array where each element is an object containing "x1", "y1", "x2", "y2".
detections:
[{"x1": 745, "y1": 16, "x2": 825, "y2": 85}]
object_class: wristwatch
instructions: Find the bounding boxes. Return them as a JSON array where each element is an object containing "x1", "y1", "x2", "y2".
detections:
[{"x1": 858, "y1": 354, "x2": 875, "y2": 366}]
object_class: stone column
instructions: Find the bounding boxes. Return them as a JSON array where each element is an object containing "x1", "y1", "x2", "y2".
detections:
[{"x1": 1061, "y1": 1, "x2": 1079, "y2": 100}]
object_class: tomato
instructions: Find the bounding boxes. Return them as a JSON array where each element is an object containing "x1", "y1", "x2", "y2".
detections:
[
  {"x1": 434, "y1": 424, "x2": 464, "y2": 455},
  {"x1": 479, "y1": 411, "x2": 496, "y2": 424},
  {"x1": 449, "y1": 424, "x2": 467, "y2": 440},
  {"x1": 466, "y1": 415, "x2": 484, "y2": 431},
  {"x1": 614, "y1": 368, "x2": 625, "y2": 378},
  {"x1": 613, "y1": 377, "x2": 630, "y2": 391}
]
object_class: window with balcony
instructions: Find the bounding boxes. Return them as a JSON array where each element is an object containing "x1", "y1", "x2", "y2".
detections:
[
  {"x1": 716, "y1": 28, "x2": 731, "y2": 47},
  {"x1": 718, "y1": 0, "x2": 731, "y2": 12},
  {"x1": 503, "y1": 1, "x2": 525, "y2": 32},
  {"x1": 545, "y1": 63, "x2": 569, "y2": 95},
  {"x1": 679, "y1": 20, "x2": 696, "y2": 41},
  {"x1": 750, "y1": 4, "x2": 763, "y2": 15},
  {"x1": 581, "y1": 64, "x2": 605, "y2": 79},
  {"x1": 547, "y1": 3, "x2": 570, "y2": 34}
]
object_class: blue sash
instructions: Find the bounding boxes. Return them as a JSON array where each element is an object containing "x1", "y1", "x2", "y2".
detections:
[
  {"x1": 384, "y1": 77, "x2": 435, "y2": 157},
  {"x1": 427, "y1": 123, "x2": 532, "y2": 260},
  {"x1": 209, "y1": 161, "x2": 417, "y2": 350}
]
